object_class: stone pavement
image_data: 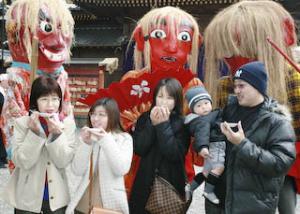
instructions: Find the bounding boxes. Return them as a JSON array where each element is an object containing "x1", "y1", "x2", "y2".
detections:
[
  {"x1": 1, "y1": 166, "x2": 300, "y2": 214},
  {"x1": 0, "y1": 167, "x2": 12, "y2": 214}
]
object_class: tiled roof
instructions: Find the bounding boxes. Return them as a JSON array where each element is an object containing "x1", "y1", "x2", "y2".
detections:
[
  {"x1": 71, "y1": 9, "x2": 97, "y2": 21},
  {"x1": 74, "y1": 26, "x2": 127, "y2": 47},
  {"x1": 73, "y1": 0, "x2": 240, "y2": 7}
]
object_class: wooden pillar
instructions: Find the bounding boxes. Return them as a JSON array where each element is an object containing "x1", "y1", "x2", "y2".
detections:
[{"x1": 98, "y1": 66, "x2": 105, "y2": 89}]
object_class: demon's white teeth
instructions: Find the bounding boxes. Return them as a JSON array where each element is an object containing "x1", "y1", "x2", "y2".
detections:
[{"x1": 43, "y1": 49, "x2": 65, "y2": 62}]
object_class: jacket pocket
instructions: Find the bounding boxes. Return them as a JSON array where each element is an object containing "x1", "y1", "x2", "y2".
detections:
[
  {"x1": 254, "y1": 192, "x2": 278, "y2": 211},
  {"x1": 258, "y1": 173, "x2": 282, "y2": 191}
]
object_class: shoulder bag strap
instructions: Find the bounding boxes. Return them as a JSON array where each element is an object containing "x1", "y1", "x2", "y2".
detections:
[{"x1": 88, "y1": 150, "x2": 93, "y2": 213}]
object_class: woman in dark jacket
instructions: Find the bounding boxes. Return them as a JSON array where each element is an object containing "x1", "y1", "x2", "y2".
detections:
[{"x1": 129, "y1": 78, "x2": 190, "y2": 214}]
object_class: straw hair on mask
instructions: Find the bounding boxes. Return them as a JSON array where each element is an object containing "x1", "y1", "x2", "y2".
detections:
[{"x1": 204, "y1": 0, "x2": 296, "y2": 106}]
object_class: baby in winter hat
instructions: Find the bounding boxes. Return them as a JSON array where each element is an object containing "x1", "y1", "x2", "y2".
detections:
[
  {"x1": 186, "y1": 86, "x2": 212, "y2": 115},
  {"x1": 185, "y1": 86, "x2": 226, "y2": 205}
]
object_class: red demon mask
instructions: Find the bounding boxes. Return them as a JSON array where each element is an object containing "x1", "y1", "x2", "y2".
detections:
[{"x1": 6, "y1": 3, "x2": 73, "y2": 73}]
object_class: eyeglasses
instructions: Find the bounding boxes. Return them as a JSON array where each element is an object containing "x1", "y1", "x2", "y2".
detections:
[
  {"x1": 89, "y1": 112, "x2": 107, "y2": 118},
  {"x1": 38, "y1": 96, "x2": 61, "y2": 104}
]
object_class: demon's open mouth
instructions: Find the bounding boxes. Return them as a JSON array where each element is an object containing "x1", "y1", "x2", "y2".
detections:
[
  {"x1": 161, "y1": 56, "x2": 177, "y2": 62},
  {"x1": 39, "y1": 45, "x2": 66, "y2": 62}
]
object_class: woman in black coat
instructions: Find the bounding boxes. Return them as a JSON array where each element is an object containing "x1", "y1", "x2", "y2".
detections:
[{"x1": 129, "y1": 78, "x2": 190, "y2": 214}]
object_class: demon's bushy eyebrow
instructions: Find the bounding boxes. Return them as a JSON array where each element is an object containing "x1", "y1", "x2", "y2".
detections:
[
  {"x1": 151, "y1": 18, "x2": 193, "y2": 30},
  {"x1": 39, "y1": 9, "x2": 51, "y2": 22}
]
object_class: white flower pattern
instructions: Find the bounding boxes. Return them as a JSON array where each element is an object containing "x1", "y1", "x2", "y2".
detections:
[{"x1": 130, "y1": 80, "x2": 150, "y2": 98}]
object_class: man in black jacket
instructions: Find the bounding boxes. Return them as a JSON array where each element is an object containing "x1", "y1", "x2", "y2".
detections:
[{"x1": 219, "y1": 61, "x2": 296, "y2": 214}]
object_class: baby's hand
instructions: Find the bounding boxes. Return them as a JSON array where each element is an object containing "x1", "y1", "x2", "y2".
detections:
[{"x1": 199, "y1": 148, "x2": 210, "y2": 159}]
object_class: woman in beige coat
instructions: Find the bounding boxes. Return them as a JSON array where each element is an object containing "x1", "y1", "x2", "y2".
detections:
[
  {"x1": 66, "y1": 98, "x2": 133, "y2": 214},
  {"x1": 1, "y1": 77, "x2": 77, "y2": 213}
]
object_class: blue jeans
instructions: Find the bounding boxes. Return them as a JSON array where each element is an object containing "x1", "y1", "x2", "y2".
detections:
[{"x1": 278, "y1": 175, "x2": 297, "y2": 214}]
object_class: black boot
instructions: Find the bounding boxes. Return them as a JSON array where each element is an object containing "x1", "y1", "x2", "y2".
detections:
[
  {"x1": 203, "y1": 172, "x2": 220, "y2": 204},
  {"x1": 190, "y1": 172, "x2": 205, "y2": 192}
]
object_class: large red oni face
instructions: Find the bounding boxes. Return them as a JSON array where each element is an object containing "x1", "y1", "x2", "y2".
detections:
[
  {"x1": 7, "y1": 4, "x2": 72, "y2": 73},
  {"x1": 148, "y1": 19, "x2": 193, "y2": 73}
]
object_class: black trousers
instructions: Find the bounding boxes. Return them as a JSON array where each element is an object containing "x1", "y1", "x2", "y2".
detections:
[
  {"x1": 278, "y1": 175, "x2": 297, "y2": 214},
  {"x1": 14, "y1": 200, "x2": 66, "y2": 214}
]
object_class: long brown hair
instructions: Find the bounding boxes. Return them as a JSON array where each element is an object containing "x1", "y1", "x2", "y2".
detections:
[{"x1": 87, "y1": 98, "x2": 123, "y2": 132}]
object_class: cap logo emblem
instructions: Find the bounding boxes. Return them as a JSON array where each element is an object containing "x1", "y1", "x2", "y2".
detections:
[{"x1": 235, "y1": 69, "x2": 243, "y2": 77}]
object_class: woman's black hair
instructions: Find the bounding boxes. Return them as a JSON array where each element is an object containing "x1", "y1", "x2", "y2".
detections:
[
  {"x1": 152, "y1": 78, "x2": 183, "y2": 115},
  {"x1": 29, "y1": 76, "x2": 63, "y2": 112}
]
